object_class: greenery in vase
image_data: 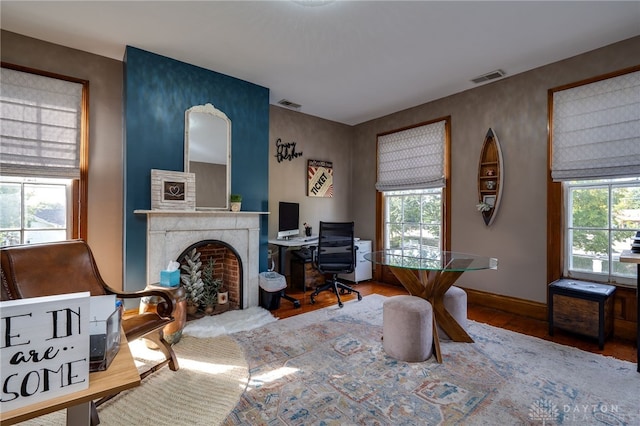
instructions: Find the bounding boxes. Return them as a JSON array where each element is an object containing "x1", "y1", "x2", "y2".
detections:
[
  {"x1": 202, "y1": 257, "x2": 223, "y2": 306},
  {"x1": 230, "y1": 194, "x2": 242, "y2": 203},
  {"x1": 476, "y1": 202, "x2": 492, "y2": 212},
  {"x1": 180, "y1": 248, "x2": 205, "y2": 306}
]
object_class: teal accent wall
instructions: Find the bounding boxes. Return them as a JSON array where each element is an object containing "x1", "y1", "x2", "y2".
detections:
[{"x1": 124, "y1": 46, "x2": 270, "y2": 291}]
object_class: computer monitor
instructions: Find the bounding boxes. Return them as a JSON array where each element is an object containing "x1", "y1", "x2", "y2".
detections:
[{"x1": 278, "y1": 202, "x2": 299, "y2": 239}]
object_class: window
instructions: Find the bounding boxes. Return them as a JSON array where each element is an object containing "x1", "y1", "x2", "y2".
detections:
[
  {"x1": 0, "y1": 64, "x2": 88, "y2": 247},
  {"x1": 0, "y1": 177, "x2": 71, "y2": 246},
  {"x1": 564, "y1": 178, "x2": 640, "y2": 286},
  {"x1": 384, "y1": 188, "x2": 442, "y2": 252},
  {"x1": 549, "y1": 66, "x2": 640, "y2": 286},
  {"x1": 376, "y1": 118, "x2": 450, "y2": 254}
]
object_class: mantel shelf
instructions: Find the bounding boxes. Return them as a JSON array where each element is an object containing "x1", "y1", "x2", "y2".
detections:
[{"x1": 134, "y1": 209, "x2": 269, "y2": 215}]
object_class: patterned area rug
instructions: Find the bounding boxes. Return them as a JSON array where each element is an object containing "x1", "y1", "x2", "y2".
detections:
[
  {"x1": 224, "y1": 294, "x2": 639, "y2": 425},
  {"x1": 17, "y1": 335, "x2": 249, "y2": 425}
]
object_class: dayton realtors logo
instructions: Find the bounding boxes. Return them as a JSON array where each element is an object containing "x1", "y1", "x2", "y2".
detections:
[
  {"x1": 528, "y1": 398, "x2": 623, "y2": 424},
  {"x1": 528, "y1": 398, "x2": 559, "y2": 425}
]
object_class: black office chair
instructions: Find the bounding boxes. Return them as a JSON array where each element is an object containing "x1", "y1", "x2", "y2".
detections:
[{"x1": 310, "y1": 221, "x2": 363, "y2": 308}]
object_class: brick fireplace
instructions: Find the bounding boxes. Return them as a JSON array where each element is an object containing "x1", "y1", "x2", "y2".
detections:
[
  {"x1": 177, "y1": 240, "x2": 242, "y2": 308},
  {"x1": 135, "y1": 210, "x2": 267, "y2": 308}
]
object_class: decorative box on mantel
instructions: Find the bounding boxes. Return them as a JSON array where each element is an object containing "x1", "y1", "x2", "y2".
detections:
[{"x1": 134, "y1": 210, "x2": 269, "y2": 309}]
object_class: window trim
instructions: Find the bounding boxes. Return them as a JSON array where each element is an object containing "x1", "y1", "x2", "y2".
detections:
[
  {"x1": 375, "y1": 116, "x2": 451, "y2": 282},
  {"x1": 1, "y1": 62, "x2": 89, "y2": 240}
]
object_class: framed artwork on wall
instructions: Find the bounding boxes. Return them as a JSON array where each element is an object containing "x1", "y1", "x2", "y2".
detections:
[
  {"x1": 151, "y1": 169, "x2": 196, "y2": 210},
  {"x1": 307, "y1": 159, "x2": 334, "y2": 197},
  {"x1": 482, "y1": 194, "x2": 496, "y2": 208}
]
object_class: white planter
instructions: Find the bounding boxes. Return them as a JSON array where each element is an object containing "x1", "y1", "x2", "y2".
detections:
[{"x1": 230, "y1": 202, "x2": 241, "y2": 212}]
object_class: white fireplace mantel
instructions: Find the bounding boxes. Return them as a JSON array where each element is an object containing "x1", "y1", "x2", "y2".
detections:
[{"x1": 134, "y1": 209, "x2": 269, "y2": 309}]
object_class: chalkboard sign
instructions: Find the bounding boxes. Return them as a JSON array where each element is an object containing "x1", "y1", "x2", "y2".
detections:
[{"x1": 1, "y1": 292, "x2": 90, "y2": 412}]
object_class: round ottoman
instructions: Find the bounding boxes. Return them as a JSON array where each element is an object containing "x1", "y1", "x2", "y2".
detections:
[
  {"x1": 383, "y1": 295, "x2": 433, "y2": 362},
  {"x1": 436, "y1": 286, "x2": 468, "y2": 340}
]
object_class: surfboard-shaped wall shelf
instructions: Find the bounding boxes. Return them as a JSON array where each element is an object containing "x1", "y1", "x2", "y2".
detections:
[{"x1": 477, "y1": 128, "x2": 503, "y2": 226}]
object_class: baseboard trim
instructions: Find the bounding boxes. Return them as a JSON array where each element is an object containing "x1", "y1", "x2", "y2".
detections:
[
  {"x1": 463, "y1": 287, "x2": 547, "y2": 321},
  {"x1": 463, "y1": 286, "x2": 636, "y2": 341}
]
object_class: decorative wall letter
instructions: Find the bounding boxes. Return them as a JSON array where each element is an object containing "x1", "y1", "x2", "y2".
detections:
[{"x1": 274, "y1": 138, "x2": 303, "y2": 163}]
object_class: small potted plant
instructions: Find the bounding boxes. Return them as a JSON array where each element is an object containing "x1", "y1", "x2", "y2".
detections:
[
  {"x1": 201, "y1": 258, "x2": 223, "y2": 314},
  {"x1": 230, "y1": 194, "x2": 242, "y2": 212},
  {"x1": 180, "y1": 248, "x2": 205, "y2": 315}
]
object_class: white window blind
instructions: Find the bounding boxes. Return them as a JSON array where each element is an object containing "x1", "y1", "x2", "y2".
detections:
[
  {"x1": 376, "y1": 120, "x2": 445, "y2": 191},
  {"x1": 551, "y1": 70, "x2": 640, "y2": 181},
  {"x1": 0, "y1": 67, "x2": 83, "y2": 178}
]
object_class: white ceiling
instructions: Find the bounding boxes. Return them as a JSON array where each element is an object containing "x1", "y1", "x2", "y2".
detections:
[{"x1": 2, "y1": 1, "x2": 639, "y2": 125}]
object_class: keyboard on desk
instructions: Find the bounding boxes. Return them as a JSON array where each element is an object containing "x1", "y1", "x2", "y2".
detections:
[{"x1": 290, "y1": 236, "x2": 318, "y2": 243}]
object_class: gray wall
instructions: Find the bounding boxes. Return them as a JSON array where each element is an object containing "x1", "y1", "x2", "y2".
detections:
[
  {"x1": 268, "y1": 105, "x2": 354, "y2": 238},
  {"x1": 351, "y1": 36, "x2": 640, "y2": 303},
  {"x1": 4, "y1": 28, "x2": 638, "y2": 305},
  {"x1": 1, "y1": 30, "x2": 124, "y2": 289}
]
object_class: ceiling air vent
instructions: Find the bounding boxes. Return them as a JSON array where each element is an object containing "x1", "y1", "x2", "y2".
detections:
[
  {"x1": 278, "y1": 99, "x2": 302, "y2": 109},
  {"x1": 471, "y1": 69, "x2": 506, "y2": 84}
]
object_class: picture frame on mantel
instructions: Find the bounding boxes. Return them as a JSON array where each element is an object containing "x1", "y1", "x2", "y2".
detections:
[{"x1": 151, "y1": 169, "x2": 196, "y2": 210}]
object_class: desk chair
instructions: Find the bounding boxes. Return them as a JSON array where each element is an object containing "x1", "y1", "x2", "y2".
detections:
[
  {"x1": 310, "y1": 221, "x2": 363, "y2": 308},
  {"x1": 1, "y1": 240, "x2": 180, "y2": 423}
]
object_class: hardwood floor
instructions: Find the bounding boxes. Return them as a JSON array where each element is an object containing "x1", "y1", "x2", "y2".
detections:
[{"x1": 270, "y1": 280, "x2": 637, "y2": 364}]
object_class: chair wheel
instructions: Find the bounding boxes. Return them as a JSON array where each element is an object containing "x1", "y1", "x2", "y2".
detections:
[
  {"x1": 357, "y1": 294, "x2": 362, "y2": 301},
  {"x1": 293, "y1": 300, "x2": 301, "y2": 308},
  {"x1": 338, "y1": 302, "x2": 344, "y2": 308},
  {"x1": 310, "y1": 296, "x2": 316, "y2": 304}
]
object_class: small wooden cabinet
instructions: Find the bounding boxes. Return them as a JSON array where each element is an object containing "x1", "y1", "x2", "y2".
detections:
[
  {"x1": 290, "y1": 257, "x2": 325, "y2": 292},
  {"x1": 548, "y1": 279, "x2": 616, "y2": 349}
]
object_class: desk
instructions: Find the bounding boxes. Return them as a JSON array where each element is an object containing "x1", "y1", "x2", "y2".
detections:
[
  {"x1": 365, "y1": 249, "x2": 497, "y2": 362},
  {"x1": 0, "y1": 332, "x2": 140, "y2": 425},
  {"x1": 268, "y1": 237, "x2": 319, "y2": 308},
  {"x1": 619, "y1": 250, "x2": 640, "y2": 373},
  {"x1": 268, "y1": 236, "x2": 319, "y2": 274}
]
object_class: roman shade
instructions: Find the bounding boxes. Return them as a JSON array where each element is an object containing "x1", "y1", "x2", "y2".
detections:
[
  {"x1": 551, "y1": 69, "x2": 640, "y2": 181},
  {"x1": 376, "y1": 120, "x2": 445, "y2": 191},
  {"x1": 0, "y1": 67, "x2": 83, "y2": 178}
]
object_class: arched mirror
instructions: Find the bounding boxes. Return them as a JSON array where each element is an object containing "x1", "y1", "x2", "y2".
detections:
[{"x1": 184, "y1": 103, "x2": 231, "y2": 210}]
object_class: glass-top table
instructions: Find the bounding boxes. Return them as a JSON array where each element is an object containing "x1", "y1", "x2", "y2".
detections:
[
  {"x1": 365, "y1": 249, "x2": 498, "y2": 272},
  {"x1": 365, "y1": 249, "x2": 498, "y2": 363}
]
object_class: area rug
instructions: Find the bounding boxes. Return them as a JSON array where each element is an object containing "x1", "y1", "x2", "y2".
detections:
[
  {"x1": 223, "y1": 294, "x2": 639, "y2": 425},
  {"x1": 17, "y1": 334, "x2": 249, "y2": 425}
]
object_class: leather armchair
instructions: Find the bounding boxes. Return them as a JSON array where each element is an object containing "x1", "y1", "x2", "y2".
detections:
[{"x1": 0, "y1": 239, "x2": 180, "y2": 377}]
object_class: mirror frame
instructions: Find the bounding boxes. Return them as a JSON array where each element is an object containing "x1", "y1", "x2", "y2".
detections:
[{"x1": 184, "y1": 103, "x2": 231, "y2": 210}]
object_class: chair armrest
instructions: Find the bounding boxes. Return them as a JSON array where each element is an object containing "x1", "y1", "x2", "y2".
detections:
[{"x1": 103, "y1": 286, "x2": 176, "y2": 319}]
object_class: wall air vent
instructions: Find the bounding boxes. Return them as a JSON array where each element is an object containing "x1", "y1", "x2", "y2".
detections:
[
  {"x1": 278, "y1": 99, "x2": 302, "y2": 109},
  {"x1": 471, "y1": 69, "x2": 506, "y2": 84}
]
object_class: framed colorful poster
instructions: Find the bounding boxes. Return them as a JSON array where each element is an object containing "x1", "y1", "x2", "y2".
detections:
[{"x1": 307, "y1": 160, "x2": 333, "y2": 197}]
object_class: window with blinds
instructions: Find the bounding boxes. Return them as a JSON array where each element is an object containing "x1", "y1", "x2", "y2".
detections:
[
  {"x1": 0, "y1": 65, "x2": 88, "y2": 246},
  {"x1": 377, "y1": 119, "x2": 449, "y2": 253},
  {"x1": 549, "y1": 67, "x2": 640, "y2": 286}
]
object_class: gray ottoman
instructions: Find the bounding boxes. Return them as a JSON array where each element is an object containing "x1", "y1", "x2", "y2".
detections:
[
  {"x1": 383, "y1": 295, "x2": 433, "y2": 362},
  {"x1": 436, "y1": 286, "x2": 468, "y2": 340}
]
